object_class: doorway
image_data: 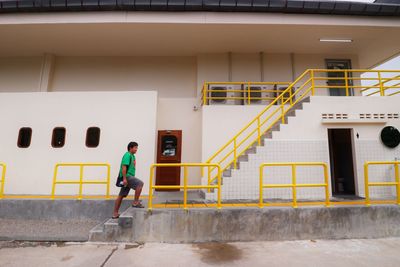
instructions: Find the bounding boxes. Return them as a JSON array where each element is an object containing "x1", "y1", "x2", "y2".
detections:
[
  {"x1": 325, "y1": 59, "x2": 353, "y2": 96},
  {"x1": 328, "y1": 129, "x2": 356, "y2": 196},
  {"x1": 155, "y1": 130, "x2": 182, "y2": 191}
]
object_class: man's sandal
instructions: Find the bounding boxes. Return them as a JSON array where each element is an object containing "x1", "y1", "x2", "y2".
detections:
[
  {"x1": 132, "y1": 203, "x2": 145, "y2": 208},
  {"x1": 112, "y1": 214, "x2": 120, "y2": 219}
]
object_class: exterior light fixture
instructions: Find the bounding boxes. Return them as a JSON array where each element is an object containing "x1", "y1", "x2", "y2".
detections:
[{"x1": 319, "y1": 38, "x2": 353, "y2": 43}]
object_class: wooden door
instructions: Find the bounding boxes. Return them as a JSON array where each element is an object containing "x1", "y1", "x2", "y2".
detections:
[{"x1": 155, "y1": 130, "x2": 182, "y2": 191}]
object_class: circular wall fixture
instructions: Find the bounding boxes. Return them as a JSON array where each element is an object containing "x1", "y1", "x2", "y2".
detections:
[{"x1": 380, "y1": 126, "x2": 400, "y2": 148}]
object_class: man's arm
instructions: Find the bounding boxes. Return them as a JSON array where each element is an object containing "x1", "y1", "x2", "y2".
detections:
[{"x1": 122, "y1": 165, "x2": 128, "y2": 186}]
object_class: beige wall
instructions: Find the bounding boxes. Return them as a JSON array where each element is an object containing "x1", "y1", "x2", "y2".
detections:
[
  {"x1": 0, "y1": 57, "x2": 42, "y2": 92},
  {"x1": 50, "y1": 56, "x2": 197, "y2": 97},
  {"x1": 0, "y1": 91, "x2": 157, "y2": 196}
]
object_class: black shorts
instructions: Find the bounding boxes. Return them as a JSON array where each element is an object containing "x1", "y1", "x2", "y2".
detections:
[{"x1": 119, "y1": 176, "x2": 144, "y2": 197}]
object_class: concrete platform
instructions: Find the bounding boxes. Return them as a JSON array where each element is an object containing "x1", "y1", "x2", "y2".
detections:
[
  {"x1": 0, "y1": 199, "x2": 133, "y2": 241},
  {"x1": 2, "y1": 238, "x2": 400, "y2": 267},
  {"x1": 90, "y1": 205, "x2": 400, "y2": 243}
]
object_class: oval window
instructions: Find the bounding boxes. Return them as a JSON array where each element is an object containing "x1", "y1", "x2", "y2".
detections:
[
  {"x1": 86, "y1": 127, "x2": 101, "y2": 148},
  {"x1": 52, "y1": 127, "x2": 66, "y2": 148},
  {"x1": 17, "y1": 127, "x2": 32, "y2": 148},
  {"x1": 380, "y1": 126, "x2": 400, "y2": 148}
]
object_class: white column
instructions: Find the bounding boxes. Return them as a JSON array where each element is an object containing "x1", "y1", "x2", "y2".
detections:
[{"x1": 38, "y1": 53, "x2": 55, "y2": 92}]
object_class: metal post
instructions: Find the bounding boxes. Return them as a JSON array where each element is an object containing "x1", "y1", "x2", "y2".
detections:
[
  {"x1": 0, "y1": 164, "x2": 6, "y2": 199},
  {"x1": 247, "y1": 82, "x2": 251, "y2": 105},
  {"x1": 106, "y1": 164, "x2": 110, "y2": 200},
  {"x1": 78, "y1": 165, "x2": 84, "y2": 200},
  {"x1": 292, "y1": 165, "x2": 297, "y2": 208},
  {"x1": 217, "y1": 165, "x2": 222, "y2": 209},
  {"x1": 233, "y1": 139, "x2": 237, "y2": 169},
  {"x1": 183, "y1": 166, "x2": 188, "y2": 210},
  {"x1": 323, "y1": 164, "x2": 330, "y2": 207},
  {"x1": 257, "y1": 117, "x2": 261, "y2": 146},
  {"x1": 207, "y1": 166, "x2": 211, "y2": 193},
  {"x1": 281, "y1": 99, "x2": 285, "y2": 124},
  {"x1": 51, "y1": 165, "x2": 59, "y2": 200},
  {"x1": 378, "y1": 72, "x2": 384, "y2": 96},
  {"x1": 344, "y1": 70, "x2": 349, "y2": 96},
  {"x1": 259, "y1": 165, "x2": 264, "y2": 208},
  {"x1": 364, "y1": 163, "x2": 370, "y2": 206},
  {"x1": 395, "y1": 163, "x2": 400, "y2": 206},
  {"x1": 203, "y1": 83, "x2": 207, "y2": 105},
  {"x1": 148, "y1": 166, "x2": 154, "y2": 211},
  {"x1": 311, "y1": 70, "x2": 315, "y2": 96}
]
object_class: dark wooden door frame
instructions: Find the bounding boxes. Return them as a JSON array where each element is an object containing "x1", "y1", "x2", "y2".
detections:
[{"x1": 155, "y1": 130, "x2": 182, "y2": 191}]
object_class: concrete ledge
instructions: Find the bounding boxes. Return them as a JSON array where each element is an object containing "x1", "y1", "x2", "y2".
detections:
[
  {"x1": 0, "y1": 199, "x2": 131, "y2": 221},
  {"x1": 90, "y1": 205, "x2": 400, "y2": 243},
  {"x1": 0, "y1": 199, "x2": 132, "y2": 241}
]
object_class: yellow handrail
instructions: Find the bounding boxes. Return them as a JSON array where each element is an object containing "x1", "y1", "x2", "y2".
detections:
[
  {"x1": 0, "y1": 163, "x2": 6, "y2": 199},
  {"x1": 259, "y1": 162, "x2": 330, "y2": 208},
  {"x1": 364, "y1": 161, "x2": 400, "y2": 206},
  {"x1": 51, "y1": 163, "x2": 111, "y2": 200},
  {"x1": 205, "y1": 69, "x2": 400, "y2": 187},
  {"x1": 148, "y1": 163, "x2": 221, "y2": 210},
  {"x1": 205, "y1": 69, "x2": 312, "y2": 183},
  {"x1": 202, "y1": 81, "x2": 291, "y2": 105}
]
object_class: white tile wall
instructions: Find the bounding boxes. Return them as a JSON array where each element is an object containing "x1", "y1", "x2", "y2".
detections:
[
  {"x1": 207, "y1": 140, "x2": 330, "y2": 200},
  {"x1": 355, "y1": 140, "x2": 400, "y2": 199}
]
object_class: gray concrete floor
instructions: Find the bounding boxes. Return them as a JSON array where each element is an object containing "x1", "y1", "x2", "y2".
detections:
[{"x1": 1, "y1": 238, "x2": 400, "y2": 267}]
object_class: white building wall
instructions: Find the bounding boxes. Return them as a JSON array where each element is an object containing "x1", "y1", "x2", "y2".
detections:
[
  {"x1": 0, "y1": 91, "x2": 157, "y2": 196},
  {"x1": 205, "y1": 96, "x2": 400, "y2": 200}
]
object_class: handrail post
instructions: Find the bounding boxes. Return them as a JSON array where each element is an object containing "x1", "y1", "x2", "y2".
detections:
[
  {"x1": 395, "y1": 163, "x2": 400, "y2": 206},
  {"x1": 311, "y1": 70, "x2": 315, "y2": 96},
  {"x1": 51, "y1": 165, "x2": 58, "y2": 200},
  {"x1": 106, "y1": 165, "x2": 110, "y2": 200},
  {"x1": 233, "y1": 139, "x2": 237, "y2": 169},
  {"x1": 378, "y1": 72, "x2": 384, "y2": 96},
  {"x1": 259, "y1": 165, "x2": 264, "y2": 208},
  {"x1": 344, "y1": 70, "x2": 349, "y2": 96},
  {"x1": 257, "y1": 117, "x2": 261, "y2": 146},
  {"x1": 207, "y1": 166, "x2": 211, "y2": 193},
  {"x1": 364, "y1": 163, "x2": 370, "y2": 206},
  {"x1": 148, "y1": 166, "x2": 154, "y2": 211},
  {"x1": 217, "y1": 165, "x2": 222, "y2": 209},
  {"x1": 0, "y1": 164, "x2": 6, "y2": 199},
  {"x1": 203, "y1": 83, "x2": 207, "y2": 105},
  {"x1": 247, "y1": 82, "x2": 251, "y2": 105},
  {"x1": 281, "y1": 97, "x2": 285, "y2": 124},
  {"x1": 78, "y1": 165, "x2": 84, "y2": 200},
  {"x1": 323, "y1": 164, "x2": 330, "y2": 207},
  {"x1": 183, "y1": 166, "x2": 188, "y2": 210},
  {"x1": 292, "y1": 164, "x2": 297, "y2": 208}
]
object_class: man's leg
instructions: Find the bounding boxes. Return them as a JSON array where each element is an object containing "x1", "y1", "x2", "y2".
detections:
[
  {"x1": 113, "y1": 187, "x2": 129, "y2": 217},
  {"x1": 113, "y1": 195, "x2": 124, "y2": 217},
  {"x1": 133, "y1": 184, "x2": 143, "y2": 205}
]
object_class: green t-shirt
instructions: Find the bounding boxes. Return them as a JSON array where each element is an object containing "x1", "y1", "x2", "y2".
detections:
[{"x1": 119, "y1": 152, "x2": 136, "y2": 177}]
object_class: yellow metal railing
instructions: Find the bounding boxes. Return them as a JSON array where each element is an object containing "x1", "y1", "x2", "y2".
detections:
[
  {"x1": 202, "y1": 82, "x2": 292, "y2": 105},
  {"x1": 0, "y1": 163, "x2": 6, "y2": 199},
  {"x1": 51, "y1": 163, "x2": 111, "y2": 200},
  {"x1": 205, "y1": 69, "x2": 400, "y2": 186},
  {"x1": 364, "y1": 161, "x2": 400, "y2": 206},
  {"x1": 259, "y1": 162, "x2": 330, "y2": 208},
  {"x1": 148, "y1": 163, "x2": 221, "y2": 210}
]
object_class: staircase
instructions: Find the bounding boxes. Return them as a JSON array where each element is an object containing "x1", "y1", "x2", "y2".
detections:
[{"x1": 205, "y1": 97, "x2": 311, "y2": 201}]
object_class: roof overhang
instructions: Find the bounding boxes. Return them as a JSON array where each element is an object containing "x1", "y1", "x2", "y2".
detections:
[
  {"x1": 0, "y1": 11, "x2": 399, "y2": 68},
  {"x1": 0, "y1": 0, "x2": 399, "y2": 16}
]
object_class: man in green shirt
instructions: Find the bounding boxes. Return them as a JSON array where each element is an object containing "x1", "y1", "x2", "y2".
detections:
[{"x1": 113, "y1": 142, "x2": 144, "y2": 219}]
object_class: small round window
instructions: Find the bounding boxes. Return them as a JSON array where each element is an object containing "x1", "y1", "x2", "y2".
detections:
[{"x1": 380, "y1": 126, "x2": 400, "y2": 148}]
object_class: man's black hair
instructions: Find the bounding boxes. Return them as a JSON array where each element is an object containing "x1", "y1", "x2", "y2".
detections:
[{"x1": 127, "y1": 141, "x2": 138, "y2": 151}]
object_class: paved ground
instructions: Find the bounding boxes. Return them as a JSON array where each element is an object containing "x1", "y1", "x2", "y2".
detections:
[
  {"x1": 0, "y1": 219, "x2": 100, "y2": 241},
  {"x1": 1, "y1": 238, "x2": 400, "y2": 267}
]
